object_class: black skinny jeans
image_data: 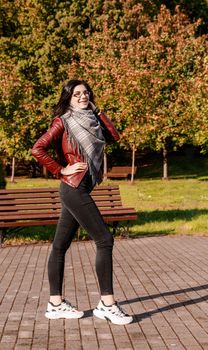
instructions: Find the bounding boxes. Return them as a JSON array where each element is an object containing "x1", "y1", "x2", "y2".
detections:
[{"x1": 48, "y1": 172, "x2": 114, "y2": 296}]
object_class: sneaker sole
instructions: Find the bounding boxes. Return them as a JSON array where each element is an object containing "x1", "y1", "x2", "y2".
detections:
[
  {"x1": 93, "y1": 309, "x2": 133, "y2": 325},
  {"x1": 45, "y1": 311, "x2": 84, "y2": 319}
]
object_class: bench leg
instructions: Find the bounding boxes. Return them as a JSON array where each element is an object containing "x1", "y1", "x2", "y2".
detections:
[
  {"x1": 114, "y1": 222, "x2": 130, "y2": 239},
  {"x1": 0, "y1": 229, "x2": 4, "y2": 248},
  {"x1": 112, "y1": 222, "x2": 118, "y2": 235},
  {"x1": 77, "y1": 227, "x2": 80, "y2": 241}
]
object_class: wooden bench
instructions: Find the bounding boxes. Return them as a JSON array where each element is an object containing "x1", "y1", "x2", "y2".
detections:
[
  {"x1": 0, "y1": 185, "x2": 137, "y2": 246},
  {"x1": 106, "y1": 166, "x2": 137, "y2": 179}
]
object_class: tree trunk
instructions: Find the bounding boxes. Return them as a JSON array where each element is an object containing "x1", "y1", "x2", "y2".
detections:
[
  {"x1": 131, "y1": 145, "x2": 136, "y2": 183},
  {"x1": 103, "y1": 151, "x2": 107, "y2": 181},
  {"x1": 10, "y1": 157, "x2": 15, "y2": 183},
  {"x1": 163, "y1": 148, "x2": 168, "y2": 179}
]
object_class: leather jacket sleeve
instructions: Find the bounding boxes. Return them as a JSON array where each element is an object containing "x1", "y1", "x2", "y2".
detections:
[
  {"x1": 97, "y1": 112, "x2": 120, "y2": 142},
  {"x1": 31, "y1": 117, "x2": 64, "y2": 177}
]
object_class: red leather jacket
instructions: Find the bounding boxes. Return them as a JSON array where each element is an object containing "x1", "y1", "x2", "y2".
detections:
[{"x1": 32, "y1": 111, "x2": 120, "y2": 188}]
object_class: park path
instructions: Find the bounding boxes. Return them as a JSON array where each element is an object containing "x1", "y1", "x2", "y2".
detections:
[{"x1": 1, "y1": 236, "x2": 208, "y2": 349}]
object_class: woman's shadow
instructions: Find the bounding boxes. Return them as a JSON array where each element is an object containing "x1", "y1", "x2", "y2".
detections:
[{"x1": 83, "y1": 283, "x2": 208, "y2": 323}]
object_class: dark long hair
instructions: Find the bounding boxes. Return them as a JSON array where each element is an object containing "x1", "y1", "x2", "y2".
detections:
[{"x1": 53, "y1": 79, "x2": 95, "y2": 117}]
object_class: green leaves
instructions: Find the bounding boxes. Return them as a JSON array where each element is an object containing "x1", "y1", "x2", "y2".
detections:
[{"x1": 0, "y1": 1, "x2": 207, "y2": 167}]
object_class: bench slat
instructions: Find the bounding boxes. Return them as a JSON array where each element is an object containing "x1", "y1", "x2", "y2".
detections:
[
  {"x1": 0, "y1": 220, "x2": 59, "y2": 228},
  {"x1": 0, "y1": 201, "x2": 123, "y2": 212},
  {"x1": 0, "y1": 214, "x2": 137, "y2": 228},
  {"x1": 0, "y1": 195, "x2": 121, "y2": 205},
  {"x1": 0, "y1": 199, "x2": 61, "y2": 206},
  {"x1": 0, "y1": 188, "x2": 59, "y2": 194},
  {"x1": 0, "y1": 205, "x2": 61, "y2": 211},
  {"x1": 106, "y1": 173, "x2": 127, "y2": 177},
  {"x1": 106, "y1": 166, "x2": 137, "y2": 178},
  {"x1": 0, "y1": 191, "x2": 120, "y2": 200},
  {"x1": 0, "y1": 185, "x2": 119, "y2": 194},
  {"x1": 0, "y1": 207, "x2": 136, "y2": 220}
]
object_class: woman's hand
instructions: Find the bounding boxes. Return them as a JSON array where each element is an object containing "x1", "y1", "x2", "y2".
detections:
[
  {"x1": 89, "y1": 101, "x2": 100, "y2": 114},
  {"x1": 60, "y1": 162, "x2": 88, "y2": 176}
]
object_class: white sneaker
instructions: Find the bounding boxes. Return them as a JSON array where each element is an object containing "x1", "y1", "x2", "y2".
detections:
[
  {"x1": 93, "y1": 300, "x2": 133, "y2": 325},
  {"x1": 45, "y1": 299, "x2": 84, "y2": 319}
]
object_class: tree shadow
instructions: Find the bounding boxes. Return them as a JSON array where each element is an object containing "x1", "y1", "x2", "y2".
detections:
[
  {"x1": 119, "y1": 283, "x2": 208, "y2": 323},
  {"x1": 135, "y1": 208, "x2": 208, "y2": 226},
  {"x1": 83, "y1": 284, "x2": 208, "y2": 322}
]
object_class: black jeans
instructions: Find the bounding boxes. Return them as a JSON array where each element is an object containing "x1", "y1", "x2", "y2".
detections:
[{"x1": 48, "y1": 172, "x2": 114, "y2": 296}]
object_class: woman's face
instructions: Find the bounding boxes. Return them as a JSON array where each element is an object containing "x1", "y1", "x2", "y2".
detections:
[{"x1": 70, "y1": 84, "x2": 90, "y2": 109}]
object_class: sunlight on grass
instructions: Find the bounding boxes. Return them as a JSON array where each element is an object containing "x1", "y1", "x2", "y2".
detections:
[{"x1": 6, "y1": 177, "x2": 60, "y2": 189}]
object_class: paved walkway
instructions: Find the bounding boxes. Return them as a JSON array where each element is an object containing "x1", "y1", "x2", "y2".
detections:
[{"x1": 1, "y1": 236, "x2": 208, "y2": 349}]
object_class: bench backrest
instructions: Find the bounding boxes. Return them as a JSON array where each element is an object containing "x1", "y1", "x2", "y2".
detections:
[
  {"x1": 110, "y1": 166, "x2": 137, "y2": 174},
  {"x1": 0, "y1": 185, "x2": 122, "y2": 214}
]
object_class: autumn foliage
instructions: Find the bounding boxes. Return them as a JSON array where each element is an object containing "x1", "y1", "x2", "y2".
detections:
[{"x1": 0, "y1": 1, "x2": 207, "y2": 178}]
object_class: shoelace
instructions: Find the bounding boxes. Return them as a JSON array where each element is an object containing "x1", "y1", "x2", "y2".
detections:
[
  {"x1": 62, "y1": 299, "x2": 76, "y2": 311},
  {"x1": 111, "y1": 302, "x2": 127, "y2": 317}
]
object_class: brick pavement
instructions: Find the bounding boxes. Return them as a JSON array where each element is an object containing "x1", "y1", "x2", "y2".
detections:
[{"x1": 1, "y1": 236, "x2": 208, "y2": 349}]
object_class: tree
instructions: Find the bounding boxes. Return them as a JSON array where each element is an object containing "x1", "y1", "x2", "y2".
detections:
[
  {"x1": 0, "y1": 0, "x2": 98, "y2": 173},
  {"x1": 190, "y1": 56, "x2": 208, "y2": 153},
  {"x1": 0, "y1": 1, "x2": 207, "y2": 180},
  {"x1": 1, "y1": 0, "x2": 149, "y2": 169},
  {"x1": 67, "y1": 5, "x2": 151, "y2": 178},
  {"x1": 130, "y1": 5, "x2": 208, "y2": 178},
  {"x1": 72, "y1": 5, "x2": 208, "y2": 179}
]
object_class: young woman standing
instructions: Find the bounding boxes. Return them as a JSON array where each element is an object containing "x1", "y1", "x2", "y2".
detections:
[{"x1": 32, "y1": 79, "x2": 133, "y2": 325}]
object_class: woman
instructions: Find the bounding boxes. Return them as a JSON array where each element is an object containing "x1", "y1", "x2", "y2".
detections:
[{"x1": 32, "y1": 79, "x2": 133, "y2": 325}]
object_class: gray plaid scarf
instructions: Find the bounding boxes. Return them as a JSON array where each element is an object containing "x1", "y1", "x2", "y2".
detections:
[{"x1": 61, "y1": 106, "x2": 105, "y2": 186}]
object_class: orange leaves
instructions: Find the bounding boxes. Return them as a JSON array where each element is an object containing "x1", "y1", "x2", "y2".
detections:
[{"x1": 1, "y1": 0, "x2": 208, "y2": 162}]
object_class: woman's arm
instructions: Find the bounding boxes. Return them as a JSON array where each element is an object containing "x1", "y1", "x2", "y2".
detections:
[
  {"x1": 98, "y1": 111, "x2": 120, "y2": 142},
  {"x1": 89, "y1": 102, "x2": 120, "y2": 142},
  {"x1": 31, "y1": 117, "x2": 64, "y2": 178}
]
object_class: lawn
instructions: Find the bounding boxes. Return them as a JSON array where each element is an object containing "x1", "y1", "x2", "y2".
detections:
[{"x1": 4, "y1": 175, "x2": 208, "y2": 245}]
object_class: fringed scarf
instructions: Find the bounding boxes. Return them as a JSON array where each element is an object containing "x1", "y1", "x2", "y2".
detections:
[{"x1": 61, "y1": 106, "x2": 105, "y2": 186}]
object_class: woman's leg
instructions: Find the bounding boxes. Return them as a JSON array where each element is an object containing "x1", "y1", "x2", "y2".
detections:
[
  {"x1": 59, "y1": 182, "x2": 114, "y2": 298},
  {"x1": 45, "y1": 194, "x2": 85, "y2": 319},
  {"x1": 48, "y1": 205, "x2": 79, "y2": 299}
]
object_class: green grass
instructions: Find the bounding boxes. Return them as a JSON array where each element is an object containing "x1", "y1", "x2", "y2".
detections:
[
  {"x1": 4, "y1": 174, "x2": 208, "y2": 245},
  {"x1": 118, "y1": 178, "x2": 208, "y2": 237}
]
